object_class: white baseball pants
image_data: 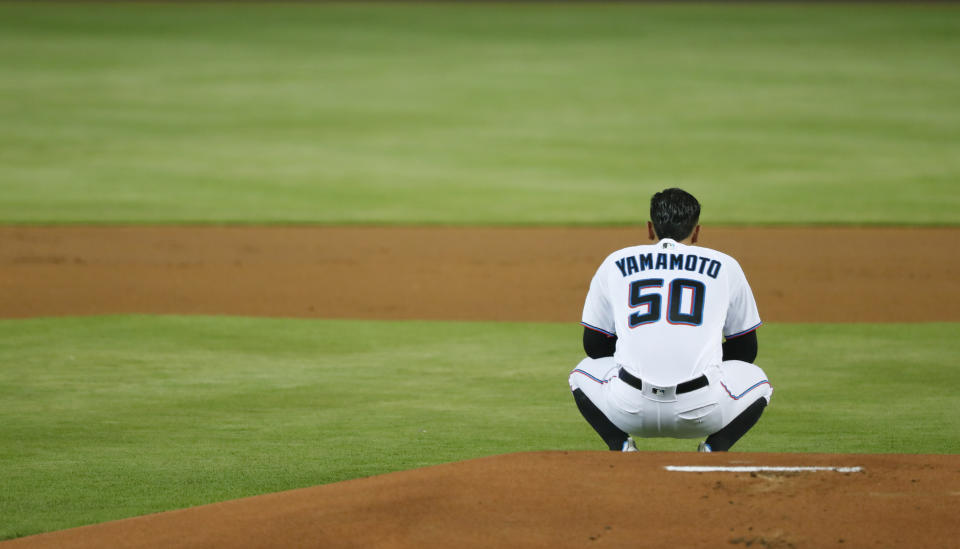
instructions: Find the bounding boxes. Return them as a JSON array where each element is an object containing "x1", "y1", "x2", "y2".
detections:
[{"x1": 569, "y1": 357, "x2": 772, "y2": 440}]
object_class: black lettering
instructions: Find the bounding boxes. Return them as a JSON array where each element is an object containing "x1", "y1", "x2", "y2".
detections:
[
  {"x1": 707, "y1": 260, "x2": 722, "y2": 279},
  {"x1": 638, "y1": 253, "x2": 653, "y2": 271},
  {"x1": 615, "y1": 258, "x2": 628, "y2": 277},
  {"x1": 685, "y1": 255, "x2": 698, "y2": 271},
  {"x1": 698, "y1": 256, "x2": 710, "y2": 274},
  {"x1": 625, "y1": 256, "x2": 639, "y2": 275},
  {"x1": 655, "y1": 253, "x2": 667, "y2": 270},
  {"x1": 670, "y1": 254, "x2": 684, "y2": 270}
]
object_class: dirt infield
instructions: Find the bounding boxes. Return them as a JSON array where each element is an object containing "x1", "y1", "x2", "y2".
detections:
[
  {"x1": 2, "y1": 225, "x2": 958, "y2": 548},
  {"x1": 4, "y1": 452, "x2": 958, "y2": 549},
  {"x1": 2, "y1": 225, "x2": 958, "y2": 322}
]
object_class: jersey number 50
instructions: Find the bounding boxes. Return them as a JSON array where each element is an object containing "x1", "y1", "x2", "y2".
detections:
[{"x1": 628, "y1": 278, "x2": 706, "y2": 328}]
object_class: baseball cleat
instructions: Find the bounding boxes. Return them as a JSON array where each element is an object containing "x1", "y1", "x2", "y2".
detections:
[
  {"x1": 621, "y1": 438, "x2": 638, "y2": 452},
  {"x1": 697, "y1": 441, "x2": 712, "y2": 453}
]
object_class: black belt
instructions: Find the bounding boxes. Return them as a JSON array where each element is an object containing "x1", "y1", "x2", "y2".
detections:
[{"x1": 618, "y1": 368, "x2": 708, "y2": 394}]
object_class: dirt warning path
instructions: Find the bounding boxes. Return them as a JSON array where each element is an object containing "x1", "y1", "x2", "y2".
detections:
[
  {"x1": 2, "y1": 225, "x2": 958, "y2": 548},
  {"x1": 2, "y1": 225, "x2": 958, "y2": 322},
  {"x1": 4, "y1": 451, "x2": 958, "y2": 549}
]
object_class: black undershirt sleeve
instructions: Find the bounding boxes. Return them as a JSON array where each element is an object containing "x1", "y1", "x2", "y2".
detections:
[
  {"x1": 584, "y1": 326, "x2": 757, "y2": 363},
  {"x1": 583, "y1": 327, "x2": 617, "y2": 359},
  {"x1": 722, "y1": 330, "x2": 758, "y2": 363}
]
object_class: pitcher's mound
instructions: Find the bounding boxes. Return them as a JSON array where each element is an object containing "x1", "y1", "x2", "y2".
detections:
[{"x1": 4, "y1": 451, "x2": 957, "y2": 549}]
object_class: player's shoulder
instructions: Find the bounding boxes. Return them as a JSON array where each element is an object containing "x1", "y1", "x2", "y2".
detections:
[
  {"x1": 686, "y1": 244, "x2": 748, "y2": 276},
  {"x1": 686, "y1": 243, "x2": 738, "y2": 263},
  {"x1": 597, "y1": 243, "x2": 655, "y2": 266}
]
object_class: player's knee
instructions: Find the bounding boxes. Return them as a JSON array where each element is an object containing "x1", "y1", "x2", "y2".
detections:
[
  {"x1": 717, "y1": 361, "x2": 773, "y2": 408},
  {"x1": 568, "y1": 366, "x2": 585, "y2": 391},
  {"x1": 760, "y1": 383, "x2": 773, "y2": 405},
  {"x1": 568, "y1": 371, "x2": 580, "y2": 391},
  {"x1": 751, "y1": 366, "x2": 774, "y2": 404},
  {"x1": 568, "y1": 357, "x2": 600, "y2": 391}
]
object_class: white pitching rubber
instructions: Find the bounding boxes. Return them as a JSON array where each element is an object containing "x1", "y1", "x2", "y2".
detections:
[{"x1": 665, "y1": 466, "x2": 863, "y2": 473}]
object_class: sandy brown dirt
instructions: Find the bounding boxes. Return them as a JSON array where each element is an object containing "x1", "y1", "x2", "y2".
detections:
[
  {"x1": 2, "y1": 225, "x2": 958, "y2": 548},
  {"x1": 1, "y1": 226, "x2": 958, "y2": 322},
  {"x1": 4, "y1": 452, "x2": 958, "y2": 549}
]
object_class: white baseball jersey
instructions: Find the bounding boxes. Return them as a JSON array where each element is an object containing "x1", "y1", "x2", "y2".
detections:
[{"x1": 581, "y1": 238, "x2": 761, "y2": 386}]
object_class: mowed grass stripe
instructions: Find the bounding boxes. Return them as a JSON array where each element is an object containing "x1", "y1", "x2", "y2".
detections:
[
  {"x1": 1, "y1": 3, "x2": 959, "y2": 225},
  {"x1": 1, "y1": 316, "x2": 958, "y2": 538}
]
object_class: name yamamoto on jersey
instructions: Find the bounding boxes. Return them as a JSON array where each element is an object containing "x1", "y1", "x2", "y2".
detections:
[{"x1": 614, "y1": 252, "x2": 722, "y2": 279}]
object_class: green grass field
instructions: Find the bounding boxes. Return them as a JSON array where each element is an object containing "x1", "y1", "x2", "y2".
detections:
[
  {"x1": 2, "y1": 2, "x2": 959, "y2": 541},
  {"x1": 1, "y1": 316, "x2": 958, "y2": 539},
  {"x1": 1, "y1": 3, "x2": 959, "y2": 225}
]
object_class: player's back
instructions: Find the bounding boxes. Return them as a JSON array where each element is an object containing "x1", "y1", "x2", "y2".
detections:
[{"x1": 581, "y1": 238, "x2": 760, "y2": 386}]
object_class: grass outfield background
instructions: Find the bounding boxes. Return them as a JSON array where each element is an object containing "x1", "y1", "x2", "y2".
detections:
[
  {"x1": 1, "y1": 317, "x2": 958, "y2": 538},
  {"x1": 1, "y1": 3, "x2": 959, "y2": 225},
  {"x1": 1, "y1": 1, "x2": 959, "y2": 542}
]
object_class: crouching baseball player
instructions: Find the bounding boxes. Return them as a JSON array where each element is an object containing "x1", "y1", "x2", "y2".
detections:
[{"x1": 569, "y1": 188, "x2": 772, "y2": 452}]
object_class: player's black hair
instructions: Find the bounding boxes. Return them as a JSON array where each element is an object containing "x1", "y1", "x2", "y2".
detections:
[{"x1": 649, "y1": 188, "x2": 701, "y2": 241}]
